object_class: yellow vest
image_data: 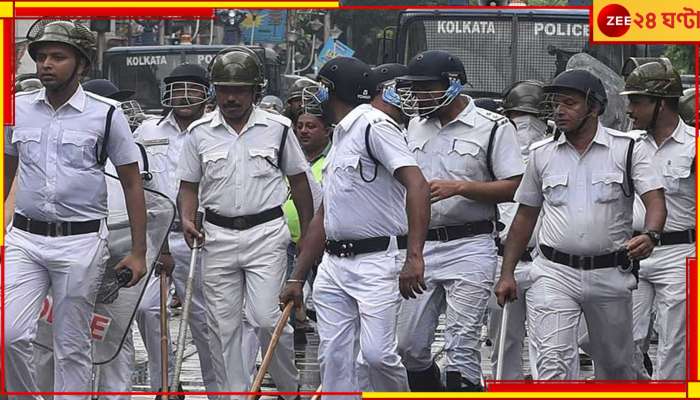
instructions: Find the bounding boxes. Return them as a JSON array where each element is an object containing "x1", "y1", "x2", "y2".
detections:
[{"x1": 283, "y1": 155, "x2": 325, "y2": 243}]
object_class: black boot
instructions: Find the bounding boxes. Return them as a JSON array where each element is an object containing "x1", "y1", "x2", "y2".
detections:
[
  {"x1": 446, "y1": 371, "x2": 484, "y2": 392},
  {"x1": 407, "y1": 362, "x2": 444, "y2": 392},
  {"x1": 643, "y1": 352, "x2": 654, "y2": 377}
]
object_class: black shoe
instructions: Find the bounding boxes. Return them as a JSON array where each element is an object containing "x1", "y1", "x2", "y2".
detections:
[
  {"x1": 643, "y1": 352, "x2": 654, "y2": 377},
  {"x1": 294, "y1": 329, "x2": 307, "y2": 346},
  {"x1": 155, "y1": 383, "x2": 185, "y2": 400},
  {"x1": 407, "y1": 362, "x2": 444, "y2": 392},
  {"x1": 306, "y1": 309, "x2": 317, "y2": 322},
  {"x1": 446, "y1": 371, "x2": 484, "y2": 392}
]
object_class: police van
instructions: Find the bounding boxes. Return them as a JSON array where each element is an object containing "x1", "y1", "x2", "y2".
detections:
[
  {"x1": 103, "y1": 44, "x2": 282, "y2": 114},
  {"x1": 385, "y1": 8, "x2": 693, "y2": 98}
]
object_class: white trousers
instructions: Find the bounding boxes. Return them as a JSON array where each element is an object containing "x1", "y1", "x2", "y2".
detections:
[
  {"x1": 397, "y1": 235, "x2": 496, "y2": 384},
  {"x1": 4, "y1": 225, "x2": 108, "y2": 400},
  {"x1": 632, "y1": 242, "x2": 693, "y2": 380},
  {"x1": 314, "y1": 240, "x2": 408, "y2": 397},
  {"x1": 526, "y1": 256, "x2": 637, "y2": 380},
  {"x1": 201, "y1": 218, "x2": 298, "y2": 398},
  {"x1": 487, "y1": 258, "x2": 538, "y2": 380}
]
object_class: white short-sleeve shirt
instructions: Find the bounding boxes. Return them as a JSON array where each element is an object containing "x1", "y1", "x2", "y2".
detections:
[
  {"x1": 176, "y1": 107, "x2": 308, "y2": 217},
  {"x1": 406, "y1": 96, "x2": 525, "y2": 228},
  {"x1": 515, "y1": 122, "x2": 663, "y2": 255},
  {"x1": 8, "y1": 86, "x2": 140, "y2": 221},
  {"x1": 323, "y1": 104, "x2": 418, "y2": 240},
  {"x1": 632, "y1": 118, "x2": 696, "y2": 233}
]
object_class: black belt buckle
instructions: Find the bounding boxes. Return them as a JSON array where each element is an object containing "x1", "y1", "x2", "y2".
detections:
[
  {"x1": 577, "y1": 255, "x2": 594, "y2": 270},
  {"x1": 436, "y1": 227, "x2": 450, "y2": 242},
  {"x1": 232, "y1": 217, "x2": 248, "y2": 230}
]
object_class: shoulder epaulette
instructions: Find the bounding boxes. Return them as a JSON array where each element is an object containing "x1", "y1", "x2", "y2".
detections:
[
  {"x1": 608, "y1": 128, "x2": 644, "y2": 142},
  {"x1": 265, "y1": 111, "x2": 292, "y2": 128},
  {"x1": 84, "y1": 91, "x2": 121, "y2": 107},
  {"x1": 16, "y1": 89, "x2": 41, "y2": 97},
  {"x1": 476, "y1": 108, "x2": 508, "y2": 124},
  {"x1": 369, "y1": 116, "x2": 403, "y2": 133},
  {"x1": 187, "y1": 114, "x2": 214, "y2": 132},
  {"x1": 529, "y1": 136, "x2": 555, "y2": 152}
]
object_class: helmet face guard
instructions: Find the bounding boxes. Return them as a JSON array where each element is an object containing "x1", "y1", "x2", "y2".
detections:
[
  {"x1": 301, "y1": 84, "x2": 327, "y2": 117},
  {"x1": 120, "y1": 100, "x2": 144, "y2": 127},
  {"x1": 397, "y1": 77, "x2": 464, "y2": 118},
  {"x1": 380, "y1": 80, "x2": 402, "y2": 108},
  {"x1": 161, "y1": 81, "x2": 210, "y2": 108}
]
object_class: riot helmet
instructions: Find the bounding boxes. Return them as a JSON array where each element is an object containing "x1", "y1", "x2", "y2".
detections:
[{"x1": 161, "y1": 63, "x2": 210, "y2": 108}]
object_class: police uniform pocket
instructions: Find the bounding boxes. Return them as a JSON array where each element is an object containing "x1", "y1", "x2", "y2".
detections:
[
  {"x1": 591, "y1": 172, "x2": 624, "y2": 203},
  {"x1": 202, "y1": 151, "x2": 229, "y2": 180},
  {"x1": 144, "y1": 144, "x2": 169, "y2": 173},
  {"x1": 447, "y1": 138, "x2": 482, "y2": 175},
  {"x1": 542, "y1": 174, "x2": 568, "y2": 206},
  {"x1": 662, "y1": 161, "x2": 692, "y2": 194},
  {"x1": 11, "y1": 128, "x2": 42, "y2": 165},
  {"x1": 61, "y1": 130, "x2": 97, "y2": 169},
  {"x1": 333, "y1": 155, "x2": 361, "y2": 192},
  {"x1": 249, "y1": 147, "x2": 278, "y2": 177}
]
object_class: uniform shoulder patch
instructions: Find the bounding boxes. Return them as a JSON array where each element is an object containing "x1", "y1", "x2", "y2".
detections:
[
  {"x1": 529, "y1": 136, "x2": 555, "y2": 152},
  {"x1": 476, "y1": 107, "x2": 508, "y2": 124},
  {"x1": 265, "y1": 111, "x2": 292, "y2": 128}
]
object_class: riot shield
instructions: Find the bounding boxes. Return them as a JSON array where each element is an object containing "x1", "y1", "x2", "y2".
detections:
[
  {"x1": 33, "y1": 168, "x2": 175, "y2": 365},
  {"x1": 567, "y1": 52, "x2": 632, "y2": 132}
]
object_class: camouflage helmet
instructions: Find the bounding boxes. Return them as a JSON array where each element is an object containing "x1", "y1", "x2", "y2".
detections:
[
  {"x1": 27, "y1": 20, "x2": 96, "y2": 66},
  {"x1": 679, "y1": 88, "x2": 697, "y2": 126},
  {"x1": 502, "y1": 80, "x2": 544, "y2": 115},
  {"x1": 287, "y1": 77, "x2": 317, "y2": 103},
  {"x1": 209, "y1": 47, "x2": 266, "y2": 91},
  {"x1": 620, "y1": 58, "x2": 683, "y2": 98}
]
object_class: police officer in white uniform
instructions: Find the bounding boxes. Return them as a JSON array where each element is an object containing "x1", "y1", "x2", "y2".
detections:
[
  {"x1": 395, "y1": 50, "x2": 525, "y2": 391},
  {"x1": 4, "y1": 21, "x2": 147, "y2": 397},
  {"x1": 177, "y1": 47, "x2": 314, "y2": 397},
  {"x1": 495, "y1": 69, "x2": 667, "y2": 380},
  {"x1": 621, "y1": 59, "x2": 696, "y2": 380},
  {"x1": 133, "y1": 63, "x2": 217, "y2": 393},
  {"x1": 279, "y1": 56, "x2": 431, "y2": 395},
  {"x1": 487, "y1": 80, "x2": 548, "y2": 380}
]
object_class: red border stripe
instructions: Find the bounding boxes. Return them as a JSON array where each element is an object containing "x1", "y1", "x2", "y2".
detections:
[
  {"x1": 5, "y1": 19, "x2": 14, "y2": 125},
  {"x1": 15, "y1": 8, "x2": 214, "y2": 17}
]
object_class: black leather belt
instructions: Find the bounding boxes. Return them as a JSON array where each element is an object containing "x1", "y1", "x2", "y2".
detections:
[
  {"x1": 540, "y1": 245, "x2": 636, "y2": 270},
  {"x1": 13, "y1": 213, "x2": 101, "y2": 237},
  {"x1": 397, "y1": 220, "x2": 494, "y2": 248},
  {"x1": 326, "y1": 236, "x2": 392, "y2": 257},
  {"x1": 497, "y1": 242, "x2": 534, "y2": 262},
  {"x1": 204, "y1": 207, "x2": 283, "y2": 230},
  {"x1": 633, "y1": 229, "x2": 696, "y2": 246}
]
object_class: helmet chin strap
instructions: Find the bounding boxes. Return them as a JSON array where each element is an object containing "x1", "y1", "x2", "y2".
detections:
[{"x1": 645, "y1": 98, "x2": 662, "y2": 134}]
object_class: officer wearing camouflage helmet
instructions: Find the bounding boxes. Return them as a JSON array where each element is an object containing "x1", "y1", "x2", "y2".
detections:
[
  {"x1": 679, "y1": 87, "x2": 697, "y2": 127},
  {"x1": 496, "y1": 68, "x2": 667, "y2": 379},
  {"x1": 621, "y1": 59, "x2": 696, "y2": 380},
  {"x1": 176, "y1": 46, "x2": 313, "y2": 396},
  {"x1": 5, "y1": 20, "x2": 147, "y2": 396},
  {"x1": 487, "y1": 79, "x2": 547, "y2": 380},
  {"x1": 132, "y1": 63, "x2": 218, "y2": 395}
]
